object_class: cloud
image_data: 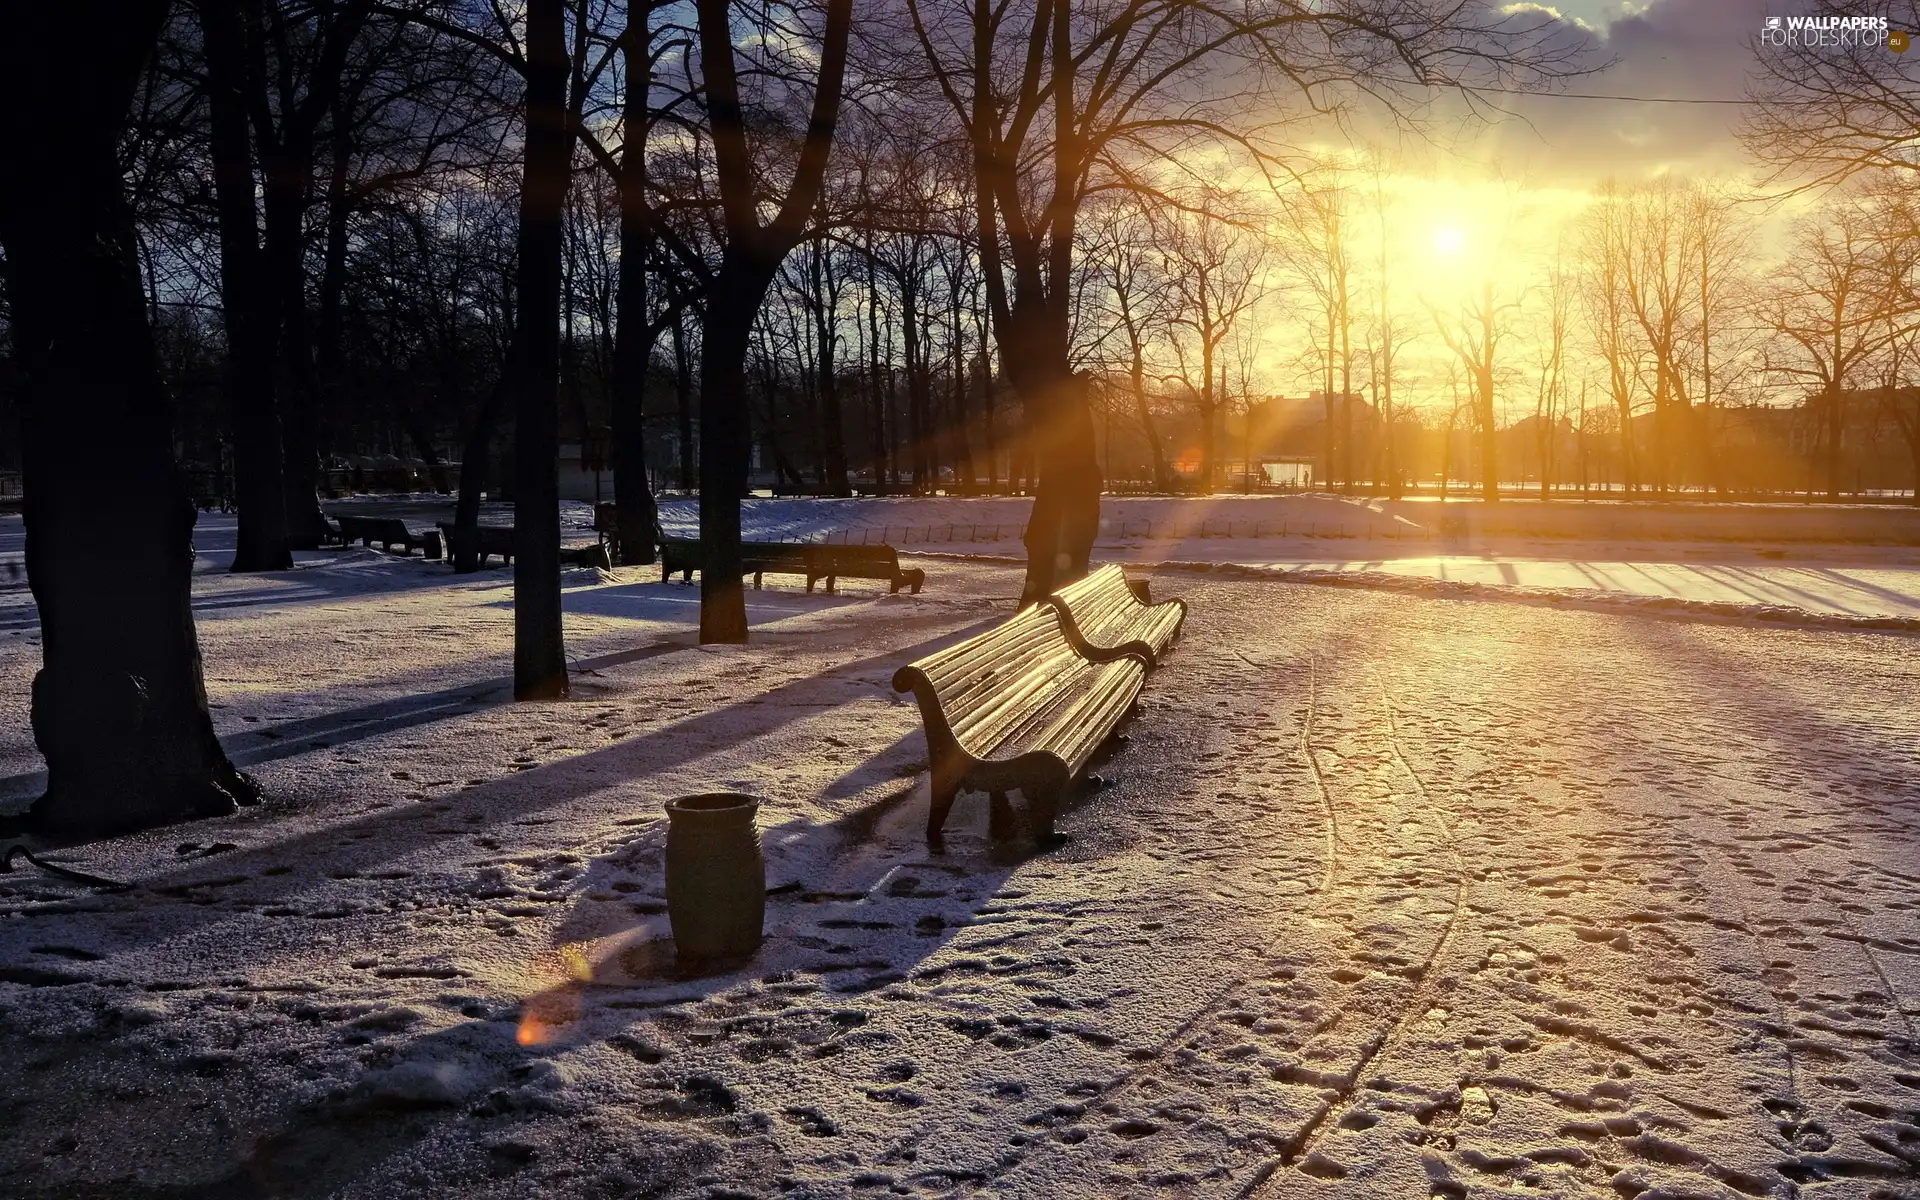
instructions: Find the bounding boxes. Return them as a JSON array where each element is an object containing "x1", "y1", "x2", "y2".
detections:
[
  {"x1": 1471, "y1": 0, "x2": 1770, "y2": 182},
  {"x1": 1501, "y1": 2, "x2": 1599, "y2": 32}
]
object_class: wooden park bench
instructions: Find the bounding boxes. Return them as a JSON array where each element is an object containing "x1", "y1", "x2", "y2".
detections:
[
  {"x1": 438, "y1": 522, "x2": 607, "y2": 569},
  {"x1": 438, "y1": 522, "x2": 515, "y2": 567},
  {"x1": 660, "y1": 536, "x2": 699, "y2": 582},
  {"x1": 339, "y1": 514, "x2": 441, "y2": 559},
  {"x1": 891, "y1": 602, "x2": 1147, "y2": 840},
  {"x1": 805, "y1": 544, "x2": 924, "y2": 595},
  {"x1": 1044, "y1": 564, "x2": 1186, "y2": 667},
  {"x1": 658, "y1": 538, "x2": 816, "y2": 589}
]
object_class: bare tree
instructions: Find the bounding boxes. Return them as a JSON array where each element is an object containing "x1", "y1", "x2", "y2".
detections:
[
  {"x1": 1429, "y1": 276, "x2": 1522, "y2": 503},
  {"x1": 1363, "y1": 158, "x2": 1417, "y2": 498},
  {"x1": 1743, "y1": 0, "x2": 1920, "y2": 193},
  {"x1": 1532, "y1": 244, "x2": 1571, "y2": 498},
  {"x1": 1277, "y1": 180, "x2": 1356, "y2": 493},
  {"x1": 198, "y1": 0, "x2": 295, "y2": 570},
  {"x1": 1762, "y1": 190, "x2": 1919, "y2": 498},
  {"x1": 1579, "y1": 181, "x2": 1643, "y2": 493},
  {"x1": 503, "y1": 0, "x2": 576, "y2": 698},
  {"x1": 0, "y1": 0, "x2": 261, "y2": 837},
  {"x1": 694, "y1": 0, "x2": 852, "y2": 642},
  {"x1": 1084, "y1": 196, "x2": 1173, "y2": 488},
  {"x1": 1158, "y1": 195, "x2": 1270, "y2": 495}
]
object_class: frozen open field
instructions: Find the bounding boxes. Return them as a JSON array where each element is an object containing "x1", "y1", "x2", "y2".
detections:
[{"x1": 0, "y1": 502, "x2": 1917, "y2": 1198}]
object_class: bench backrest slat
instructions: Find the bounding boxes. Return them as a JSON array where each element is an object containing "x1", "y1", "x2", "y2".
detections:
[
  {"x1": 896, "y1": 604, "x2": 1092, "y2": 757},
  {"x1": 1046, "y1": 564, "x2": 1184, "y2": 664}
]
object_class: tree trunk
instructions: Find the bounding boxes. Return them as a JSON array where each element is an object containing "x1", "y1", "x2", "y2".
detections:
[
  {"x1": 698, "y1": 254, "x2": 774, "y2": 643},
  {"x1": 610, "y1": 17, "x2": 660, "y2": 565},
  {"x1": 1198, "y1": 339, "x2": 1217, "y2": 495},
  {"x1": 262, "y1": 135, "x2": 328, "y2": 545},
  {"x1": 865, "y1": 246, "x2": 888, "y2": 486},
  {"x1": 0, "y1": 0, "x2": 261, "y2": 839},
  {"x1": 1826, "y1": 386, "x2": 1844, "y2": 500},
  {"x1": 1339, "y1": 286, "x2": 1353, "y2": 495},
  {"x1": 1019, "y1": 361, "x2": 1101, "y2": 604},
  {"x1": 673, "y1": 308, "x2": 696, "y2": 491},
  {"x1": 947, "y1": 286, "x2": 975, "y2": 493},
  {"x1": 451, "y1": 377, "x2": 507, "y2": 571},
  {"x1": 1479, "y1": 283, "x2": 1499, "y2": 503},
  {"x1": 901, "y1": 278, "x2": 931, "y2": 490},
  {"x1": 814, "y1": 240, "x2": 852, "y2": 495},
  {"x1": 1479, "y1": 366, "x2": 1499, "y2": 503},
  {"x1": 199, "y1": 0, "x2": 292, "y2": 571},
  {"x1": 315, "y1": 117, "x2": 353, "y2": 498},
  {"x1": 511, "y1": 0, "x2": 571, "y2": 699},
  {"x1": 693, "y1": 0, "x2": 851, "y2": 639}
]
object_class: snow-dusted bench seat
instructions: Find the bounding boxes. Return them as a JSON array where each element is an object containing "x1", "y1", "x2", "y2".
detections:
[
  {"x1": 806, "y1": 544, "x2": 924, "y2": 595},
  {"x1": 1045, "y1": 564, "x2": 1186, "y2": 668},
  {"x1": 892, "y1": 603, "x2": 1146, "y2": 840}
]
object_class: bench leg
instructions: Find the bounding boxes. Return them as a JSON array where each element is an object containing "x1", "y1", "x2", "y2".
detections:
[
  {"x1": 1029, "y1": 782, "x2": 1067, "y2": 841},
  {"x1": 753, "y1": 571, "x2": 762, "y2": 590},
  {"x1": 988, "y1": 791, "x2": 1015, "y2": 840},
  {"x1": 806, "y1": 575, "x2": 817, "y2": 594},
  {"x1": 927, "y1": 759, "x2": 962, "y2": 840}
]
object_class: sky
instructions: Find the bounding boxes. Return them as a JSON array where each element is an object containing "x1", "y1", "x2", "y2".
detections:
[
  {"x1": 1233, "y1": 0, "x2": 1826, "y2": 403},
  {"x1": 1474, "y1": 0, "x2": 1772, "y2": 180}
]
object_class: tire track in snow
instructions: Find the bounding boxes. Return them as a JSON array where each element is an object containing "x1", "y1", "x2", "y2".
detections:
[
  {"x1": 966, "y1": 650, "x2": 1341, "y2": 1191},
  {"x1": 1298, "y1": 654, "x2": 1341, "y2": 890},
  {"x1": 1236, "y1": 659, "x2": 1472, "y2": 1193}
]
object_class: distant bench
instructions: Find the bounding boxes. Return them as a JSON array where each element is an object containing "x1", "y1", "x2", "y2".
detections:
[
  {"x1": 810, "y1": 544, "x2": 923, "y2": 595},
  {"x1": 660, "y1": 539, "x2": 810, "y2": 588},
  {"x1": 335, "y1": 514, "x2": 441, "y2": 559},
  {"x1": 658, "y1": 539, "x2": 924, "y2": 594},
  {"x1": 438, "y1": 523, "x2": 610, "y2": 570},
  {"x1": 439, "y1": 522, "x2": 515, "y2": 568}
]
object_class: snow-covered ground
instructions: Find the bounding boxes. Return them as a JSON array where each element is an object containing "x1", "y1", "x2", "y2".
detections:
[{"x1": 1, "y1": 503, "x2": 1917, "y2": 1198}]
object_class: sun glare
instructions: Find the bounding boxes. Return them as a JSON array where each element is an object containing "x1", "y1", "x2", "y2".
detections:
[{"x1": 1433, "y1": 225, "x2": 1466, "y2": 257}]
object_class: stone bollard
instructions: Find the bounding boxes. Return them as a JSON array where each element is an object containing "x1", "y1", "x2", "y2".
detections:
[{"x1": 664, "y1": 793, "x2": 766, "y2": 961}]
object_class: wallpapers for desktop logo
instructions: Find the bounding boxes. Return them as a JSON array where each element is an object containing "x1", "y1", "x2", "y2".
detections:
[{"x1": 1759, "y1": 12, "x2": 1905, "y2": 49}]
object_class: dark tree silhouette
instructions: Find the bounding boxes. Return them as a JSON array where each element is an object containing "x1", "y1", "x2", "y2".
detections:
[
  {"x1": 511, "y1": 0, "x2": 573, "y2": 698},
  {"x1": 199, "y1": 0, "x2": 294, "y2": 570},
  {"x1": 0, "y1": 0, "x2": 261, "y2": 838},
  {"x1": 609, "y1": 1, "x2": 671, "y2": 565},
  {"x1": 694, "y1": 0, "x2": 854, "y2": 643}
]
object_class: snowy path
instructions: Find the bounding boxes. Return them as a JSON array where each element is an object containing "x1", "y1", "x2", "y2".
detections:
[
  {"x1": 1, "y1": 557, "x2": 1916, "y2": 1197},
  {"x1": 1142, "y1": 553, "x2": 1920, "y2": 622}
]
